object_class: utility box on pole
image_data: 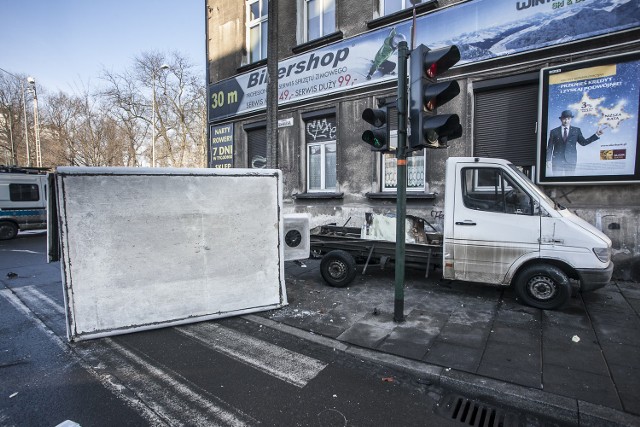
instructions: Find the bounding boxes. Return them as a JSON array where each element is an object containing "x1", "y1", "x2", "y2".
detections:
[{"x1": 49, "y1": 167, "x2": 289, "y2": 342}]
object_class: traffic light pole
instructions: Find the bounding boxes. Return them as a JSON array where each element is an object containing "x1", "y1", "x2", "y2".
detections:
[{"x1": 394, "y1": 41, "x2": 409, "y2": 323}]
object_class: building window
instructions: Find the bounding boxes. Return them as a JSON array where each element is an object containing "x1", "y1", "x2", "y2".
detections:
[
  {"x1": 308, "y1": 142, "x2": 337, "y2": 191},
  {"x1": 305, "y1": 0, "x2": 335, "y2": 42},
  {"x1": 379, "y1": 107, "x2": 426, "y2": 192},
  {"x1": 247, "y1": 0, "x2": 268, "y2": 63},
  {"x1": 380, "y1": 0, "x2": 426, "y2": 15},
  {"x1": 382, "y1": 141, "x2": 426, "y2": 191},
  {"x1": 305, "y1": 115, "x2": 337, "y2": 192}
]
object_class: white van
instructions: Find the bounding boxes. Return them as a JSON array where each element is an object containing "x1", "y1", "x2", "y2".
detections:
[
  {"x1": 0, "y1": 168, "x2": 47, "y2": 240},
  {"x1": 443, "y1": 157, "x2": 613, "y2": 309},
  {"x1": 312, "y1": 157, "x2": 613, "y2": 310}
]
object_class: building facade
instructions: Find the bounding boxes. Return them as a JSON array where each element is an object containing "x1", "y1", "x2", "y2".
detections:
[{"x1": 206, "y1": 0, "x2": 640, "y2": 279}]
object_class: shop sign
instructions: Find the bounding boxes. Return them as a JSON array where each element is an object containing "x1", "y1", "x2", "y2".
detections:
[
  {"x1": 209, "y1": 123, "x2": 234, "y2": 168},
  {"x1": 208, "y1": 0, "x2": 640, "y2": 122}
]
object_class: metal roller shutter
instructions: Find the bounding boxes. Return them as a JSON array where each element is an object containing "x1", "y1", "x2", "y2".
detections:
[
  {"x1": 247, "y1": 127, "x2": 267, "y2": 168},
  {"x1": 474, "y1": 84, "x2": 538, "y2": 166}
]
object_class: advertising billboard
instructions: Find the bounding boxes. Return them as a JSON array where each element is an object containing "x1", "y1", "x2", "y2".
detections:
[
  {"x1": 208, "y1": 0, "x2": 640, "y2": 122},
  {"x1": 538, "y1": 52, "x2": 640, "y2": 184}
]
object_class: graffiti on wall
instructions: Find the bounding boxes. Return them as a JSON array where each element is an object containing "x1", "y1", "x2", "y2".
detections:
[{"x1": 306, "y1": 117, "x2": 336, "y2": 142}]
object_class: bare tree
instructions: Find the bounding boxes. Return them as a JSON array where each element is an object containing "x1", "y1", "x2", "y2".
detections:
[
  {"x1": 0, "y1": 72, "x2": 30, "y2": 166},
  {"x1": 101, "y1": 51, "x2": 206, "y2": 167},
  {"x1": 43, "y1": 88, "x2": 130, "y2": 167},
  {"x1": 3, "y1": 51, "x2": 205, "y2": 169},
  {"x1": 100, "y1": 69, "x2": 149, "y2": 166}
]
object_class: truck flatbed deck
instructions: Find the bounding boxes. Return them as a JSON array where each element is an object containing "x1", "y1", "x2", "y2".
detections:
[{"x1": 310, "y1": 223, "x2": 443, "y2": 287}]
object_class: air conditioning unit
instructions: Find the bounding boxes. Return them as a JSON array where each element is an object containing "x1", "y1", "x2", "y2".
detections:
[{"x1": 283, "y1": 213, "x2": 310, "y2": 261}]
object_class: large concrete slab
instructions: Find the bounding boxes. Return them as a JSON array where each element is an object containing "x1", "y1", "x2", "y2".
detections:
[{"x1": 53, "y1": 167, "x2": 287, "y2": 341}]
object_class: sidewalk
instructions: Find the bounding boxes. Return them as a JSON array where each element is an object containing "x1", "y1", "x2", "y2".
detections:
[{"x1": 260, "y1": 259, "x2": 640, "y2": 425}]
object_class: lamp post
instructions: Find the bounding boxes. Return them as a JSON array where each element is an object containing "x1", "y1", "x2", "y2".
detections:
[
  {"x1": 0, "y1": 67, "x2": 30, "y2": 166},
  {"x1": 151, "y1": 64, "x2": 169, "y2": 167},
  {"x1": 27, "y1": 77, "x2": 42, "y2": 167}
]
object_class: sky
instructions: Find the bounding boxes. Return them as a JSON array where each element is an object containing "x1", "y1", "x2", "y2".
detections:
[{"x1": 0, "y1": 0, "x2": 205, "y2": 93}]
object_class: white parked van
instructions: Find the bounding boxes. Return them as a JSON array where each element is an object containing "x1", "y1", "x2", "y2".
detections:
[
  {"x1": 0, "y1": 168, "x2": 47, "y2": 240},
  {"x1": 311, "y1": 157, "x2": 613, "y2": 310},
  {"x1": 443, "y1": 157, "x2": 613, "y2": 309}
]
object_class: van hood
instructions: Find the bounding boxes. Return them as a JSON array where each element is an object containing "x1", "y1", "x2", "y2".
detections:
[{"x1": 558, "y1": 208, "x2": 611, "y2": 247}]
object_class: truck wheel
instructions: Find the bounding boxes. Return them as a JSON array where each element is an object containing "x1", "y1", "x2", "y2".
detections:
[
  {"x1": 514, "y1": 264, "x2": 570, "y2": 310},
  {"x1": 0, "y1": 222, "x2": 19, "y2": 240},
  {"x1": 320, "y1": 250, "x2": 357, "y2": 288}
]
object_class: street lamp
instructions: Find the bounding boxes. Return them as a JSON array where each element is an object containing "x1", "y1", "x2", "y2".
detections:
[
  {"x1": 151, "y1": 64, "x2": 169, "y2": 167},
  {"x1": 27, "y1": 76, "x2": 42, "y2": 167},
  {"x1": 0, "y1": 67, "x2": 30, "y2": 166}
]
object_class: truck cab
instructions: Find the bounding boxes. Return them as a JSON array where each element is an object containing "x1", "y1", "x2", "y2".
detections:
[
  {"x1": 0, "y1": 167, "x2": 47, "y2": 240},
  {"x1": 443, "y1": 157, "x2": 613, "y2": 309}
]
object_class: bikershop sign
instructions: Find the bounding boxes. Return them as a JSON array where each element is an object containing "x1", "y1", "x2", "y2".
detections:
[{"x1": 208, "y1": 0, "x2": 639, "y2": 122}]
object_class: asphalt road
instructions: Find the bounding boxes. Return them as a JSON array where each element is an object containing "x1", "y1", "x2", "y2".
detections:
[{"x1": 1, "y1": 231, "x2": 464, "y2": 427}]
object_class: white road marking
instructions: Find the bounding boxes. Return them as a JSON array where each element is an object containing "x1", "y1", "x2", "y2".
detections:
[
  {"x1": 20, "y1": 285, "x2": 328, "y2": 390},
  {"x1": 9, "y1": 286, "x2": 330, "y2": 422},
  {"x1": 19, "y1": 285, "x2": 64, "y2": 313},
  {"x1": 2, "y1": 287, "x2": 257, "y2": 426},
  {"x1": 0, "y1": 249, "x2": 42, "y2": 254},
  {"x1": 176, "y1": 322, "x2": 328, "y2": 388},
  {"x1": 0, "y1": 288, "x2": 166, "y2": 426},
  {"x1": 99, "y1": 338, "x2": 255, "y2": 427}
]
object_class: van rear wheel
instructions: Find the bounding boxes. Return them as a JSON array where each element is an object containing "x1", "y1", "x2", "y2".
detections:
[
  {"x1": 514, "y1": 264, "x2": 570, "y2": 310},
  {"x1": 320, "y1": 250, "x2": 357, "y2": 288},
  {"x1": 0, "y1": 222, "x2": 18, "y2": 240}
]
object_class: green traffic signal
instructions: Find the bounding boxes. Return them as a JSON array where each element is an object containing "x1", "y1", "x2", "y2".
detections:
[
  {"x1": 362, "y1": 130, "x2": 386, "y2": 148},
  {"x1": 362, "y1": 107, "x2": 390, "y2": 152}
]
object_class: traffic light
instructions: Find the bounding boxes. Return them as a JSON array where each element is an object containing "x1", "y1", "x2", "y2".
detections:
[
  {"x1": 409, "y1": 44, "x2": 462, "y2": 150},
  {"x1": 361, "y1": 106, "x2": 390, "y2": 152}
]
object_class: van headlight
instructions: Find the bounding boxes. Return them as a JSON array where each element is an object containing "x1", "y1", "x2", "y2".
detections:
[{"x1": 593, "y1": 247, "x2": 611, "y2": 263}]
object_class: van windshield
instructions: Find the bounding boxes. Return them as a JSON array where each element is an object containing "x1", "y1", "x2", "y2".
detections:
[{"x1": 507, "y1": 164, "x2": 560, "y2": 210}]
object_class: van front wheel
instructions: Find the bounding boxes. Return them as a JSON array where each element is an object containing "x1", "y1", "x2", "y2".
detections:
[
  {"x1": 0, "y1": 222, "x2": 18, "y2": 240},
  {"x1": 514, "y1": 264, "x2": 570, "y2": 310}
]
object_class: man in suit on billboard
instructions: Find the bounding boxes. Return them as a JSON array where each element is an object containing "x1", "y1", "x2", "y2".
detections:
[{"x1": 546, "y1": 109, "x2": 603, "y2": 176}]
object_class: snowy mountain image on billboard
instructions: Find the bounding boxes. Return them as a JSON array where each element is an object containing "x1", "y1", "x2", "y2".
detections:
[{"x1": 442, "y1": 0, "x2": 640, "y2": 65}]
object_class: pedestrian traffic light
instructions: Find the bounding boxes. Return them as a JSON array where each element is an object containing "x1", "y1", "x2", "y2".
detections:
[
  {"x1": 409, "y1": 44, "x2": 462, "y2": 150},
  {"x1": 362, "y1": 106, "x2": 390, "y2": 152}
]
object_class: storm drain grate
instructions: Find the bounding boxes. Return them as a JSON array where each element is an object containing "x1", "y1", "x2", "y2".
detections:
[{"x1": 436, "y1": 394, "x2": 522, "y2": 427}]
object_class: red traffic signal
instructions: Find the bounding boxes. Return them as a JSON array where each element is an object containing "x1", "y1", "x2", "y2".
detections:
[
  {"x1": 423, "y1": 45, "x2": 460, "y2": 78},
  {"x1": 409, "y1": 44, "x2": 462, "y2": 151}
]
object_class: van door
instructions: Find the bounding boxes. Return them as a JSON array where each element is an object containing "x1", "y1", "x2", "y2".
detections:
[{"x1": 450, "y1": 164, "x2": 540, "y2": 284}]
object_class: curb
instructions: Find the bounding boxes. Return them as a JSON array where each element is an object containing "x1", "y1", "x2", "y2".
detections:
[{"x1": 244, "y1": 314, "x2": 640, "y2": 427}]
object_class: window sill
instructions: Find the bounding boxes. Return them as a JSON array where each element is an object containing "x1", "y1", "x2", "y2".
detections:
[
  {"x1": 293, "y1": 192, "x2": 344, "y2": 199},
  {"x1": 366, "y1": 192, "x2": 436, "y2": 200},
  {"x1": 366, "y1": 1, "x2": 438, "y2": 30},
  {"x1": 292, "y1": 31, "x2": 344, "y2": 55}
]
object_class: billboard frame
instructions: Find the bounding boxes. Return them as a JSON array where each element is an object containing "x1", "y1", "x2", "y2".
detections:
[{"x1": 537, "y1": 51, "x2": 640, "y2": 185}]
